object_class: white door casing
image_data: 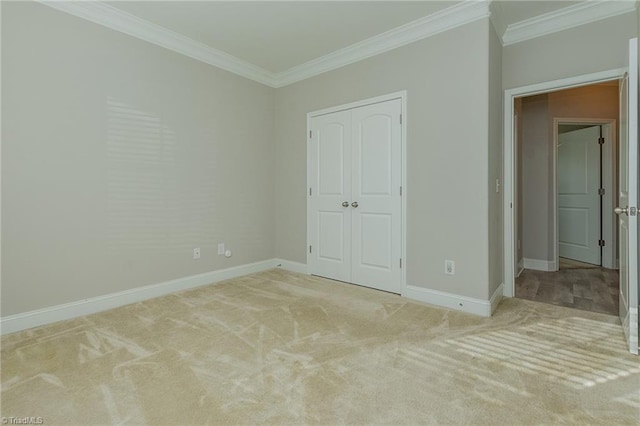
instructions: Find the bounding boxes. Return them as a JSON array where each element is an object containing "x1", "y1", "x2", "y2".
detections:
[
  {"x1": 503, "y1": 68, "x2": 626, "y2": 299},
  {"x1": 308, "y1": 94, "x2": 403, "y2": 294},
  {"x1": 618, "y1": 37, "x2": 638, "y2": 355},
  {"x1": 557, "y1": 126, "x2": 601, "y2": 265}
]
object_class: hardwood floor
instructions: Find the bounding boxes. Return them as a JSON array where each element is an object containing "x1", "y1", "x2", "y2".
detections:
[{"x1": 516, "y1": 262, "x2": 619, "y2": 316}]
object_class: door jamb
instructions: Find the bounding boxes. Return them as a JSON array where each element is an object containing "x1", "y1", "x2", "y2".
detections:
[
  {"x1": 306, "y1": 91, "x2": 407, "y2": 294},
  {"x1": 503, "y1": 69, "x2": 626, "y2": 297},
  {"x1": 553, "y1": 118, "x2": 617, "y2": 270}
]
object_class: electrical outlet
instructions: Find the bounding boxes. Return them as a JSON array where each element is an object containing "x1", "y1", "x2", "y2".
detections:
[
  {"x1": 218, "y1": 243, "x2": 225, "y2": 255},
  {"x1": 445, "y1": 260, "x2": 455, "y2": 275},
  {"x1": 193, "y1": 247, "x2": 200, "y2": 259}
]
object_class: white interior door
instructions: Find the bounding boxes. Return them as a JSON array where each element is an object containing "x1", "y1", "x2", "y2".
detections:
[
  {"x1": 308, "y1": 111, "x2": 352, "y2": 282},
  {"x1": 617, "y1": 37, "x2": 638, "y2": 355},
  {"x1": 558, "y1": 126, "x2": 601, "y2": 265},
  {"x1": 308, "y1": 98, "x2": 402, "y2": 294},
  {"x1": 351, "y1": 99, "x2": 402, "y2": 293}
]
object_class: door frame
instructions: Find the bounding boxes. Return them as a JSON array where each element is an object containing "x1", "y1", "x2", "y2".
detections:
[
  {"x1": 503, "y1": 69, "x2": 626, "y2": 297},
  {"x1": 306, "y1": 90, "x2": 407, "y2": 294},
  {"x1": 553, "y1": 118, "x2": 617, "y2": 270}
]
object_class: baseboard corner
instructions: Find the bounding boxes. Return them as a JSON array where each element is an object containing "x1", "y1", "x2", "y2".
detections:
[
  {"x1": 274, "y1": 259, "x2": 308, "y2": 274},
  {"x1": 490, "y1": 282, "x2": 504, "y2": 314}
]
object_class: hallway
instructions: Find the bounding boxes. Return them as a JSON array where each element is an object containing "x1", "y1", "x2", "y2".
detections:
[{"x1": 516, "y1": 259, "x2": 619, "y2": 316}]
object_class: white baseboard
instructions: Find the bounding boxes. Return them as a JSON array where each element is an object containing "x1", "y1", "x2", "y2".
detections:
[
  {"x1": 0, "y1": 259, "x2": 278, "y2": 335},
  {"x1": 490, "y1": 283, "x2": 504, "y2": 314},
  {"x1": 516, "y1": 259, "x2": 525, "y2": 277},
  {"x1": 403, "y1": 284, "x2": 494, "y2": 317},
  {"x1": 274, "y1": 259, "x2": 308, "y2": 274},
  {"x1": 523, "y1": 258, "x2": 557, "y2": 272}
]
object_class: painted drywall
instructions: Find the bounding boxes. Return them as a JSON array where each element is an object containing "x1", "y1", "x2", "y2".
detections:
[
  {"x1": 274, "y1": 19, "x2": 492, "y2": 300},
  {"x1": 1, "y1": 3, "x2": 276, "y2": 316},
  {"x1": 521, "y1": 95, "x2": 551, "y2": 262},
  {"x1": 503, "y1": 12, "x2": 637, "y2": 90},
  {"x1": 488, "y1": 22, "x2": 503, "y2": 298},
  {"x1": 519, "y1": 84, "x2": 619, "y2": 264}
]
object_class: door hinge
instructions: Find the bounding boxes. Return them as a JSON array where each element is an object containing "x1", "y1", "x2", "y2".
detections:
[
  {"x1": 309, "y1": 187, "x2": 312, "y2": 196},
  {"x1": 400, "y1": 258, "x2": 402, "y2": 268},
  {"x1": 598, "y1": 137, "x2": 604, "y2": 144},
  {"x1": 400, "y1": 186, "x2": 403, "y2": 196},
  {"x1": 309, "y1": 130, "x2": 312, "y2": 139},
  {"x1": 599, "y1": 239, "x2": 605, "y2": 247},
  {"x1": 400, "y1": 114, "x2": 402, "y2": 124},
  {"x1": 309, "y1": 245, "x2": 312, "y2": 253},
  {"x1": 598, "y1": 188, "x2": 605, "y2": 196}
]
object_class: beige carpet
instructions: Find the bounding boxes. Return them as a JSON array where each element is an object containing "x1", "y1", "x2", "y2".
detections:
[{"x1": 2, "y1": 269, "x2": 639, "y2": 425}]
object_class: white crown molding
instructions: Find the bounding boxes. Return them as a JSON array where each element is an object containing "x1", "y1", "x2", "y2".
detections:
[
  {"x1": 39, "y1": 0, "x2": 635, "y2": 87},
  {"x1": 272, "y1": 0, "x2": 491, "y2": 87},
  {"x1": 502, "y1": 0, "x2": 638, "y2": 46},
  {"x1": 38, "y1": 0, "x2": 490, "y2": 89},
  {"x1": 38, "y1": 1, "x2": 278, "y2": 87}
]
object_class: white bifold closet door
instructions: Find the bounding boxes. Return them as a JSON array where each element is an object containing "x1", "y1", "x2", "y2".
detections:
[{"x1": 308, "y1": 98, "x2": 402, "y2": 294}]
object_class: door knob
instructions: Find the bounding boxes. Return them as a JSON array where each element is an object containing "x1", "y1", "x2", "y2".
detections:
[
  {"x1": 342, "y1": 201, "x2": 349, "y2": 207},
  {"x1": 615, "y1": 206, "x2": 629, "y2": 215},
  {"x1": 351, "y1": 201, "x2": 359, "y2": 208}
]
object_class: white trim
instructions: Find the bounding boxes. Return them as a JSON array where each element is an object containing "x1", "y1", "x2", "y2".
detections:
[
  {"x1": 401, "y1": 94, "x2": 408, "y2": 297},
  {"x1": 0, "y1": 259, "x2": 277, "y2": 335},
  {"x1": 38, "y1": 1, "x2": 489, "y2": 89},
  {"x1": 274, "y1": 1, "x2": 490, "y2": 87},
  {"x1": 552, "y1": 118, "x2": 617, "y2": 270},
  {"x1": 516, "y1": 259, "x2": 525, "y2": 277},
  {"x1": 306, "y1": 91, "x2": 407, "y2": 296},
  {"x1": 37, "y1": 0, "x2": 637, "y2": 88},
  {"x1": 274, "y1": 259, "x2": 308, "y2": 275},
  {"x1": 503, "y1": 68, "x2": 627, "y2": 298},
  {"x1": 523, "y1": 258, "x2": 557, "y2": 272},
  {"x1": 502, "y1": 0, "x2": 637, "y2": 46},
  {"x1": 403, "y1": 285, "x2": 494, "y2": 317},
  {"x1": 307, "y1": 91, "x2": 406, "y2": 118},
  {"x1": 623, "y1": 306, "x2": 639, "y2": 355},
  {"x1": 38, "y1": 1, "x2": 277, "y2": 87},
  {"x1": 490, "y1": 283, "x2": 504, "y2": 314}
]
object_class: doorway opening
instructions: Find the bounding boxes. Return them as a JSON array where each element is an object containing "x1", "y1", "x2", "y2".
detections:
[{"x1": 511, "y1": 81, "x2": 621, "y2": 316}]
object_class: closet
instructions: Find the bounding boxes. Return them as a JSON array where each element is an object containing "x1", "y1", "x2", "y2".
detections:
[{"x1": 307, "y1": 97, "x2": 402, "y2": 293}]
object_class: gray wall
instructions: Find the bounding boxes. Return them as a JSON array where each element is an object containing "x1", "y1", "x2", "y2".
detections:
[
  {"x1": 275, "y1": 19, "x2": 492, "y2": 300},
  {"x1": 519, "y1": 85, "x2": 619, "y2": 263},
  {"x1": 4, "y1": 4, "x2": 637, "y2": 318},
  {"x1": 521, "y1": 95, "x2": 551, "y2": 261},
  {"x1": 2, "y1": 3, "x2": 276, "y2": 315},
  {"x1": 507, "y1": 10, "x2": 636, "y2": 268},
  {"x1": 488, "y1": 22, "x2": 503, "y2": 297},
  {"x1": 503, "y1": 13, "x2": 637, "y2": 90}
]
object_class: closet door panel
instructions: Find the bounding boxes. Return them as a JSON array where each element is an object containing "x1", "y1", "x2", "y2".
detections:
[
  {"x1": 351, "y1": 99, "x2": 402, "y2": 293},
  {"x1": 308, "y1": 111, "x2": 352, "y2": 282}
]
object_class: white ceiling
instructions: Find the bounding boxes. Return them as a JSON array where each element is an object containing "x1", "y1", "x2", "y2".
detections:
[
  {"x1": 47, "y1": 1, "x2": 637, "y2": 86},
  {"x1": 107, "y1": 1, "x2": 459, "y2": 73},
  {"x1": 105, "y1": 1, "x2": 586, "y2": 74}
]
